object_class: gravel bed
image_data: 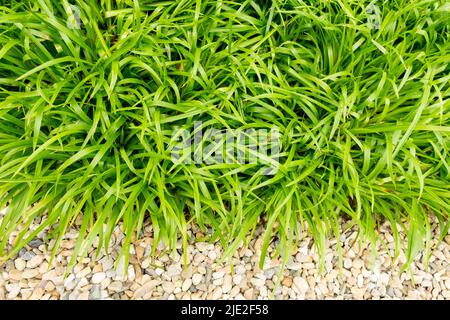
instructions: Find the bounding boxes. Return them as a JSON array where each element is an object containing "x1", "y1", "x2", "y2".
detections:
[{"x1": 0, "y1": 213, "x2": 449, "y2": 300}]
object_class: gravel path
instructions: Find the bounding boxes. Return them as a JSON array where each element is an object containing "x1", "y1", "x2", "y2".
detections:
[{"x1": 0, "y1": 214, "x2": 449, "y2": 300}]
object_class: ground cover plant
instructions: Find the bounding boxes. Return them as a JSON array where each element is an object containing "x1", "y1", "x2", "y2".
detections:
[{"x1": 0, "y1": 0, "x2": 449, "y2": 277}]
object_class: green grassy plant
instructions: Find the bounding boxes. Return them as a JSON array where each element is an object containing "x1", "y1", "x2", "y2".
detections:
[{"x1": 0, "y1": 0, "x2": 449, "y2": 274}]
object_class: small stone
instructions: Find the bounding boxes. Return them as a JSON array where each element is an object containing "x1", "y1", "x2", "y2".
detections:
[
  {"x1": 19, "y1": 250, "x2": 35, "y2": 261},
  {"x1": 250, "y1": 278, "x2": 265, "y2": 287},
  {"x1": 22, "y1": 268, "x2": 39, "y2": 279},
  {"x1": 90, "y1": 284, "x2": 102, "y2": 300},
  {"x1": 192, "y1": 273, "x2": 203, "y2": 286},
  {"x1": 282, "y1": 277, "x2": 293, "y2": 287},
  {"x1": 108, "y1": 281, "x2": 123, "y2": 292},
  {"x1": 64, "y1": 274, "x2": 77, "y2": 290},
  {"x1": 27, "y1": 255, "x2": 44, "y2": 269},
  {"x1": 444, "y1": 279, "x2": 450, "y2": 290},
  {"x1": 351, "y1": 287, "x2": 366, "y2": 299},
  {"x1": 29, "y1": 239, "x2": 44, "y2": 248},
  {"x1": 14, "y1": 258, "x2": 26, "y2": 271},
  {"x1": 235, "y1": 265, "x2": 246, "y2": 275},
  {"x1": 162, "y1": 282, "x2": 175, "y2": 294},
  {"x1": 244, "y1": 288, "x2": 254, "y2": 300},
  {"x1": 208, "y1": 251, "x2": 217, "y2": 260},
  {"x1": 182, "y1": 279, "x2": 192, "y2": 292},
  {"x1": 293, "y1": 277, "x2": 309, "y2": 293},
  {"x1": 134, "y1": 280, "x2": 160, "y2": 298},
  {"x1": 232, "y1": 275, "x2": 242, "y2": 285},
  {"x1": 92, "y1": 272, "x2": 106, "y2": 284},
  {"x1": 6, "y1": 284, "x2": 20, "y2": 299},
  {"x1": 76, "y1": 267, "x2": 91, "y2": 278},
  {"x1": 222, "y1": 275, "x2": 232, "y2": 293},
  {"x1": 77, "y1": 291, "x2": 90, "y2": 300},
  {"x1": 212, "y1": 271, "x2": 224, "y2": 280},
  {"x1": 352, "y1": 258, "x2": 364, "y2": 269},
  {"x1": 380, "y1": 273, "x2": 390, "y2": 285},
  {"x1": 344, "y1": 258, "x2": 352, "y2": 269},
  {"x1": 127, "y1": 265, "x2": 136, "y2": 281},
  {"x1": 210, "y1": 287, "x2": 222, "y2": 299},
  {"x1": 181, "y1": 266, "x2": 193, "y2": 279}
]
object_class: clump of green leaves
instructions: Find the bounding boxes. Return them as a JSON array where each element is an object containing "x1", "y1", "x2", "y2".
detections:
[{"x1": 0, "y1": 0, "x2": 448, "y2": 273}]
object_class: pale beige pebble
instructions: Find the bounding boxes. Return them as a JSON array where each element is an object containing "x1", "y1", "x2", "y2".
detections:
[
  {"x1": 162, "y1": 281, "x2": 175, "y2": 294},
  {"x1": 444, "y1": 279, "x2": 450, "y2": 290},
  {"x1": 444, "y1": 235, "x2": 450, "y2": 245},
  {"x1": 77, "y1": 277, "x2": 89, "y2": 288},
  {"x1": 155, "y1": 268, "x2": 164, "y2": 276},
  {"x1": 39, "y1": 262, "x2": 49, "y2": 274},
  {"x1": 380, "y1": 272, "x2": 390, "y2": 285},
  {"x1": 357, "y1": 274, "x2": 364, "y2": 288},
  {"x1": 9, "y1": 269, "x2": 23, "y2": 281},
  {"x1": 192, "y1": 273, "x2": 203, "y2": 286},
  {"x1": 92, "y1": 264, "x2": 103, "y2": 273},
  {"x1": 250, "y1": 277, "x2": 265, "y2": 287},
  {"x1": 352, "y1": 258, "x2": 364, "y2": 269},
  {"x1": 197, "y1": 266, "x2": 206, "y2": 274},
  {"x1": 6, "y1": 284, "x2": 21, "y2": 299},
  {"x1": 193, "y1": 254, "x2": 205, "y2": 264},
  {"x1": 282, "y1": 276, "x2": 293, "y2": 287},
  {"x1": 130, "y1": 280, "x2": 161, "y2": 298},
  {"x1": 139, "y1": 274, "x2": 151, "y2": 285},
  {"x1": 182, "y1": 278, "x2": 192, "y2": 292},
  {"x1": 91, "y1": 272, "x2": 106, "y2": 284},
  {"x1": 208, "y1": 250, "x2": 217, "y2": 260},
  {"x1": 22, "y1": 268, "x2": 39, "y2": 279},
  {"x1": 234, "y1": 293, "x2": 245, "y2": 299},
  {"x1": 210, "y1": 287, "x2": 222, "y2": 300},
  {"x1": 422, "y1": 280, "x2": 432, "y2": 288},
  {"x1": 234, "y1": 265, "x2": 246, "y2": 275},
  {"x1": 142, "y1": 258, "x2": 151, "y2": 269},
  {"x1": 229, "y1": 286, "x2": 240, "y2": 298},
  {"x1": 101, "y1": 277, "x2": 112, "y2": 289},
  {"x1": 351, "y1": 287, "x2": 366, "y2": 299},
  {"x1": 442, "y1": 290, "x2": 450, "y2": 299},
  {"x1": 343, "y1": 258, "x2": 352, "y2": 269},
  {"x1": 232, "y1": 274, "x2": 242, "y2": 285},
  {"x1": 26, "y1": 255, "x2": 44, "y2": 269},
  {"x1": 127, "y1": 265, "x2": 136, "y2": 281},
  {"x1": 77, "y1": 291, "x2": 90, "y2": 300},
  {"x1": 135, "y1": 246, "x2": 144, "y2": 260},
  {"x1": 181, "y1": 266, "x2": 193, "y2": 279},
  {"x1": 222, "y1": 275, "x2": 232, "y2": 293},
  {"x1": 29, "y1": 287, "x2": 45, "y2": 300},
  {"x1": 293, "y1": 276, "x2": 309, "y2": 293},
  {"x1": 243, "y1": 288, "x2": 254, "y2": 300},
  {"x1": 108, "y1": 281, "x2": 123, "y2": 293},
  {"x1": 76, "y1": 267, "x2": 91, "y2": 278},
  {"x1": 44, "y1": 281, "x2": 55, "y2": 292},
  {"x1": 14, "y1": 258, "x2": 26, "y2": 271},
  {"x1": 347, "y1": 276, "x2": 356, "y2": 286},
  {"x1": 21, "y1": 289, "x2": 33, "y2": 300},
  {"x1": 212, "y1": 271, "x2": 224, "y2": 279},
  {"x1": 41, "y1": 293, "x2": 51, "y2": 300},
  {"x1": 64, "y1": 274, "x2": 77, "y2": 290}
]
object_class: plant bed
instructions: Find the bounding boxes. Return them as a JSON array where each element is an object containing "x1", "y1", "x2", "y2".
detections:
[{"x1": 0, "y1": 1, "x2": 449, "y2": 276}]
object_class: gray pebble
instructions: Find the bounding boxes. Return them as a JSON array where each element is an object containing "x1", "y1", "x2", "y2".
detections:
[{"x1": 19, "y1": 249, "x2": 35, "y2": 261}]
